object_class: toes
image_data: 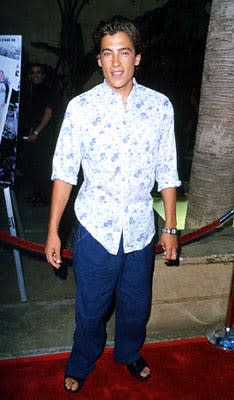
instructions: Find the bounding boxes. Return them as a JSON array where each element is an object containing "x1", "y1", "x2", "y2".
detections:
[
  {"x1": 140, "y1": 366, "x2": 150, "y2": 378},
  {"x1": 65, "y1": 377, "x2": 79, "y2": 391}
]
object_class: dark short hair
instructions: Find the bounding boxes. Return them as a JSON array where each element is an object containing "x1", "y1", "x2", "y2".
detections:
[{"x1": 93, "y1": 16, "x2": 143, "y2": 55}]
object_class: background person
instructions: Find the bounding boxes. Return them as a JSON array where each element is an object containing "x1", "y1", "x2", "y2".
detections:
[
  {"x1": 18, "y1": 63, "x2": 56, "y2": 204},
  {"x1": 45, "y1": 16, "x2": 181, "y2": 393}
]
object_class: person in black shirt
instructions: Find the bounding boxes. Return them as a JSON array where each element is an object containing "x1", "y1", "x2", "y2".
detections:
[{"x1": 19, "y1": 63, "x2": 55, "y2": 204}]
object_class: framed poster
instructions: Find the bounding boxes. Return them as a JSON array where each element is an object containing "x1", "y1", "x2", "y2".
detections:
[{"x1": 0, "y1": 35, "x2": 22, "y2": 187}]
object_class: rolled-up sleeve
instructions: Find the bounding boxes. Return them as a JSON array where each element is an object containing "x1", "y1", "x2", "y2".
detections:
[
  {"x1": 156, "y1": 99, "x2": 181, "y2": 192},
  {"x1": 51, "y1": 99, "x2": 81, "y2": 185}
]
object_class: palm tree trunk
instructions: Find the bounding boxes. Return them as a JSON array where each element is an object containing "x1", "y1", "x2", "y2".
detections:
[{"x1": 185, "y1": 0, "x2": 234, "y2": 228}]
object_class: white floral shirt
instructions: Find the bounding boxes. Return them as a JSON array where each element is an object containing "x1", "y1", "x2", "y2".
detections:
[{"x1": 52, "y1": 80, "x2": 181, "y2": 255}]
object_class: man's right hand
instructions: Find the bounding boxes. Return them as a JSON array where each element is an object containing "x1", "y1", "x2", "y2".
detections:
[
  {"x1": 45, "y1": 179, "x2": 73, "y2": 269},
  {"x1": 45, "y1": 231, "x2": 62, "y2": 269}
]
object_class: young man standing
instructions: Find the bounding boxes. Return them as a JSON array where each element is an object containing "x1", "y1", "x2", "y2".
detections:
[{"x1": 45, "y1": 16, "x2": 181, "y2": 393}]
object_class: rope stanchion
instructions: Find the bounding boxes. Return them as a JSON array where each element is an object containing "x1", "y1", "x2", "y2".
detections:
[
  {"x1": 225, "y1": 273, "x2": 234, "y2": 330},
  {"x1": 155, "y1": 208, "x2": 234, "y2": 351},
  {"x1": 208, "y1": 268, "x2": 234, "y2": 351}
]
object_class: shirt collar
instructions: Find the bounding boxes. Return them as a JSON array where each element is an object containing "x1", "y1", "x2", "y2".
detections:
[{"x1": 102, "y1": 78, "x2": 138, "y2": 103}]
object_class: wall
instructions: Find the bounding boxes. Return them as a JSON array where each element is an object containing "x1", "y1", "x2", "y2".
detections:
[
  {"x1": 0, "y1": 0, "x2": 60, "y2": 66},
  {"x1": 0, "y1": 0, "x2": 167, "y2": 67}
]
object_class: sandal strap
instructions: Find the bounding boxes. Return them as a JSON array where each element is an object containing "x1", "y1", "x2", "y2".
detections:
[
  {"x1": 127, "y1": 356, "x2": 150, "y2": 381},
  {"x1": 128, "y1": 356, "x2": 147, "y2": 370}
]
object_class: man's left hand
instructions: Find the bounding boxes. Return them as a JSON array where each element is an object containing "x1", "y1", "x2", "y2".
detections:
[{"x1": 160, "y1": 233, "x2": 178, "y2": 260}]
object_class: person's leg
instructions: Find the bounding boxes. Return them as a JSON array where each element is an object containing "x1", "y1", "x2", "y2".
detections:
[
  {"x1": 65, "y1": 225, "x2": 121, "y2": 383},
  {"x1": 113, "y1": 241, "x2": 154, "y2": 365}
]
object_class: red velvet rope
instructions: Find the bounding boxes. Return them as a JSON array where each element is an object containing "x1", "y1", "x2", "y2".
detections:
[{"x1": 0, "y1": 231, "x2": 72, "y2": 259}]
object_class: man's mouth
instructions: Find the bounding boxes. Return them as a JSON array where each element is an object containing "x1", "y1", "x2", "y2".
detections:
[{"x1": 111, "y1": 71, "x2": 123, "y2": 77}]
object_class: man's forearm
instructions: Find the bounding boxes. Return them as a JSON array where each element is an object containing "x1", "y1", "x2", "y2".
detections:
[
  {"x1": 48, "y1": 179, "x2": 73, "y2": 234},
  {"x1": 160, "y1": 187, "x2": 178, "y2": 260},
  {"x1": 161, "y1": 187, "x2": 177, "y2": 228}
]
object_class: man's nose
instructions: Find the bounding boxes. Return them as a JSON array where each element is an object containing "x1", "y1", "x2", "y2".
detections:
[{"x1": 112, "y1": 53, "x2": 120, "y2": 66}]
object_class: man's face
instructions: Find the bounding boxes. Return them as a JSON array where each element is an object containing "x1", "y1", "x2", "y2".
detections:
[
  {"x1": 97, "y1": 31, "x2": 141, "y2": 99},
  {"x1": 30, "y1": 66, "x2": 44, "y2": 84}
]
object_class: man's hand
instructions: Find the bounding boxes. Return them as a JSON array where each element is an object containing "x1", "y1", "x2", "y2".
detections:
[
  {"x1": 44, "y1": 180, "x2": 73, "y2": 269},
  {"x1": 45, "y1": 231, "x2": 62, "y2": 269},
  {"x1": 160, "y1": 232, "x2": 178, "y2": 260}
]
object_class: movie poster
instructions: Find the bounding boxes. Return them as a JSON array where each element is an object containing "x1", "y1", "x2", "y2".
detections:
[{"x1": 0, "y1": 35, "x2": 22, "y2": 187}]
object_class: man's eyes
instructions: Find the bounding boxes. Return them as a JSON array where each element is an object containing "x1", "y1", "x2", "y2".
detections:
[
  {"x1": 103, "y1": 51, "x2": 112, "y2": 57},
  {"x1": 102, "y1": 50, "x2": 131, "y2": 57},
  {"x1": 120, "y1": 50, "x2": 130, "y2": 56}
]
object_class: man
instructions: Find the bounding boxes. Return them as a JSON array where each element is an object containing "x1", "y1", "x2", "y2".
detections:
[
  {"x1": 19, "y1": 63, "x2": 55, "y2": 203},
  {"x1": 23, "y1": 63, "x2": 53, "y2": 143},
  {"x1": 45, "y1": 16, "x2": 181, "y2": 393}
]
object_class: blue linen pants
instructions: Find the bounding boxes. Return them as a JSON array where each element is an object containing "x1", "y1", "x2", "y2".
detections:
[{"x1": 65, "y1": 224, "x2": 154, "y2": 379}]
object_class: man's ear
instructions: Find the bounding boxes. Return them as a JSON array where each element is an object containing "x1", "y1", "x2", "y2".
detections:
[
  {"x1": 135, "y1": 54, "x2": 141, "y2": 66},
  {"x1": 97, "y1": 55, "x2": 102, "y2": 68}
]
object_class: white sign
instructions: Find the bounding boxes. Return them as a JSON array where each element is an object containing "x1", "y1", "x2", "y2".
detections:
[{"x1": 0, "y1": 35, "x2": 22, "y2": 187}]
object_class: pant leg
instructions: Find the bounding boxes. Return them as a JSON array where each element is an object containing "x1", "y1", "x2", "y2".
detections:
[
  {"x1": 113, "y1": 241, "x2": 154, "y2": 364},
  {"x1": 65, "y1": 225, "x2": 121, "y2": 378}
]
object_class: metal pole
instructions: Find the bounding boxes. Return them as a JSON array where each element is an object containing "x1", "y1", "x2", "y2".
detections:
[
  {"x1": 3, "y1": 187, "x2": 27, "y2": 302},
  {"x1": 208, "y1": 267, "x2": 234, "y2": 350},
  {"x1": 10, "y1": 188, "x2": 25, "y2": 239}
]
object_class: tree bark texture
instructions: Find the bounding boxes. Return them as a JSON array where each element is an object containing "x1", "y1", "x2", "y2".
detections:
[{"x1": 185, "y1": 0, "x2": 234, "y2": 228}]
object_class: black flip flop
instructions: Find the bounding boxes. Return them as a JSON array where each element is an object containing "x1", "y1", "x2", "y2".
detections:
[{"x1": 127, "y1": 357, "x2": 151, "y2": 381}]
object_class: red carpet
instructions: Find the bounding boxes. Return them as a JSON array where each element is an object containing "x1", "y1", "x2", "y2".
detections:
[{"x1": 0, "y1": 338, "x2": 234, "y2": 400}]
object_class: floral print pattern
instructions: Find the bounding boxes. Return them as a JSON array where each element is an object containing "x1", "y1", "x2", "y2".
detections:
[{"x1": 52, "y1": 80, "x2": 181, "y2": 254}]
